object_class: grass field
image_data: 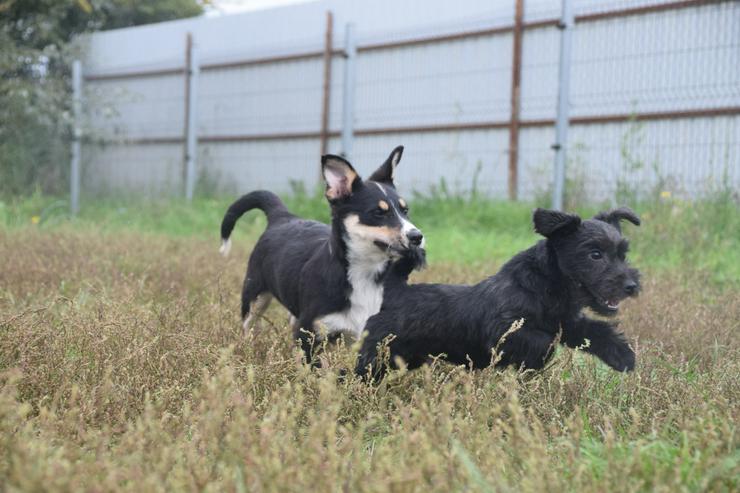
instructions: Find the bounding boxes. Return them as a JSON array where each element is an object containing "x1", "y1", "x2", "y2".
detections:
[{"x1": 1, "y1": 193, "x2": 738, "y2": 491}]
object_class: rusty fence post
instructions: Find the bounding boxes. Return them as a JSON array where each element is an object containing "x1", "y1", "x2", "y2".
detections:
[
  {"x1": 341, "y1": 22, "x2": 357, "y2": 160},
  {"x1": 507, "y1": 0, "x2": 524, "y2": 201},
  {"x1": 319, "y1": 11, "x2": 334, "y2": 158}
]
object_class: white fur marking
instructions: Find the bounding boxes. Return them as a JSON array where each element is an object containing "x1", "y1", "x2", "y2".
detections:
[
  {"x1": 391, "y1": 202, "x2": 425, "y2": 249},
  {"x1": 390, "y1": 152, "x2": 400, "y2": 178},
  {"x1": 373, "y1": 182, "x2": 388, "y2": 196},
  {"x1": 219, "y1": 238, "x2": 232, "y2": 257},
  {"x1": 318, "y1": 215, "x2": 388, "y2": 339}
]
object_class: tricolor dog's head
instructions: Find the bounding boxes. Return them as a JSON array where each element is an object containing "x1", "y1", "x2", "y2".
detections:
[{"x1": 322, "y1": 146, "x2": 425, "y2": 268}]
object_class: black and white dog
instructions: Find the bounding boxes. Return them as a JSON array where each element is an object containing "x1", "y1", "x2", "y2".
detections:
[
  {"x1": 356, "y1": 207, "x2": 641, "y2": 381},
  {"x1": 220, "y1": 146, "x2": 425, "y2": 363}
]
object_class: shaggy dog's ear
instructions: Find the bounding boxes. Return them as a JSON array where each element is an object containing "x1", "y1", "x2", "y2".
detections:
[
  {"x1": 322, "y1": 154, "x2": 361, "y2": 202},
  {"x1": 594, "y1": 207, "x2": 640, "y2": 232},
  {"x1": 368, "y1": 145, "x2": 403, "y2": 185},
  {"x1": 533, "y1": 208, "x2": 581, "y2": 238}
]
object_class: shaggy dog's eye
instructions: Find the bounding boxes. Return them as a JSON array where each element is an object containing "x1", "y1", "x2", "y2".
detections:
[
  {"x1": 589, "y1": 250, "x2": 603, "y2": 260},
  {"x1": 399, "y1": 205, "x2": 409, "y2": 215},
  {"x1": 373, "y1": 208, "x2": 390, "y2": 217}
]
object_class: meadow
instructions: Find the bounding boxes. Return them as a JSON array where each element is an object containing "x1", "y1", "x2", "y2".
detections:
[{"x1": 1, "y1": 192, "x2": 738, "y2": 491}]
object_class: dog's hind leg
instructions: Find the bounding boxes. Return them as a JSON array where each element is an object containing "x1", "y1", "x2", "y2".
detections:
[
  {"x1": 241, "y1": 275, "x2": 272, "y2": 335},
  {"x1": 242, "y1": 293, "x2": 272, "y2": 334}
]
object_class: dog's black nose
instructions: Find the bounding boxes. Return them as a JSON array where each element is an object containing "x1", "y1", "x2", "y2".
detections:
[
  {"x1": 624, "y1": 280, "x2": 638, "y2": 295},
  {"x1": 407, "y1": 229, "x2": 423, "y2": 246}
]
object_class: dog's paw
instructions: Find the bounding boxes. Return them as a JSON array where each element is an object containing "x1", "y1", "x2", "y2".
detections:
[{"x1": 599, "y1": 335, "x2": 635, "y2": 372}]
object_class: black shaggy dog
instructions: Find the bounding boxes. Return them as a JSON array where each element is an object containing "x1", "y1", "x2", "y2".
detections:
[
  {"x1": 355, "y1": 207, "x2": 641, "y2": 381},
  {"x1": 219, "y1": 146, "x2": 425, "y2": 364}
]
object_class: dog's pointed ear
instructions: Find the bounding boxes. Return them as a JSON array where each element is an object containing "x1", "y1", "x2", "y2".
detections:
[
  {"x1": 533, "y1": 208, "x2": 581, "y2": 238},
  {"x1": 368, "y1": 145, "x2": 403, "y2": 185},
  {"x1": 322, "y1": 154, "x2": 360, "y2": 202},
  {"x1": 594, "y1": 207, "x2": 640, "y2": 232}
]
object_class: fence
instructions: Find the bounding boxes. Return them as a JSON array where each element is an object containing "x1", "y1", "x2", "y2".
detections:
[{"x1": 73, "y1": 0, "x2": 740, "y2": 210}]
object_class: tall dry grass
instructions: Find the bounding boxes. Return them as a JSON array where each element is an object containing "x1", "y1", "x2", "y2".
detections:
[{"x1": 1, "y1": 228, "x2": 738, "y2": 492}]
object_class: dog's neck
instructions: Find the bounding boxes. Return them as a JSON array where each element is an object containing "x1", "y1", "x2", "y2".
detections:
[
  {"x1": 330, "y1": 212, "x2": 389, "y2": 282},
  {"x1": 533, "y1": 240, "x2": 585, "y2": 316},
  {"x1": 316, "y1": 214, "x2": 390, "y2": 338},
  {"x1": 329, "y1": 216, "x2": 348, "y2": 266},
  {"x1": 343, "y1": 233, "x2": 391, "y2": 285}
]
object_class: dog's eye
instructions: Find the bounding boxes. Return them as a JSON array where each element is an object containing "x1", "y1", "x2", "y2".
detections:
[
  {"x1": 589, "y1": 250, "x2": 603, "y2": 260},
  {"x1": 400, "y1": 205, "x2": 409, "y2": 215},
  {"x1": 373, "y1": 208, "x2": 389, "y2": 217}
]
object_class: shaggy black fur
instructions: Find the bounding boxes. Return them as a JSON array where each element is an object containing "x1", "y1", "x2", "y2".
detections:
[
  {"x1": 219, "y1": 146, "x2": 425, "y2": 364},
  {"x1": 355, "y1": 207, "x2": 641, "y2": 381}
]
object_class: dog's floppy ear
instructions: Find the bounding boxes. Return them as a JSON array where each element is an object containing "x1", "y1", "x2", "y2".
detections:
[
  {"x1": 322, "y1": 154, "x2": 360, "y2": 202},
  {"x1": 368, "y1": 145, "x2": 403, "y2": 185},
  {"x1": 533, "y1": 208, "x2": 581, "y2": 238},
  {"x1": 594, "y1": 207, "x2": 640, "y2": 232}
]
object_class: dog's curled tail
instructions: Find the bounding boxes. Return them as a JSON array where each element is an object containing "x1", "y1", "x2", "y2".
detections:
[{"x1": 219, "y1": 190, "x2": 291, "y2": 256}]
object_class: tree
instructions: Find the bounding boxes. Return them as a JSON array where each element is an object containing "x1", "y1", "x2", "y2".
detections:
[{"x1": 0, "y1": 0, "x2": 204, "y2": 196}]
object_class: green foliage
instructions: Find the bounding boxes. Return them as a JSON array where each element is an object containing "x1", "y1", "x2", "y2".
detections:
[
  {"x1": 94, "y1": 0, "x2": 204, "y2": 30},
  {"x1": 0, "y1": 0, "x2": 203, "y2": 197},
  {"x1": 1, "y1": 193, "x2": 739, "y2": 285}
]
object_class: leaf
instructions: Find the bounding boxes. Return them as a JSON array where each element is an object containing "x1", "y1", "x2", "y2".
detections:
[
  {"x1": 0, "y1": 1, "x2": 16, "y2": 14},
  {"x1": 76, "y1": 0, "x2": 93, "y2": 14}
]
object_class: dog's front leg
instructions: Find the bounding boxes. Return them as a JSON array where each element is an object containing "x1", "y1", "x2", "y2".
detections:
[
  {"x1": 355, "y1": 314, "x2": 401, "y2": 382},
  {"x1": 294, "y1": 318, "x2": 322, "y2": 368},
  {"x1": 494, "y1": 327, "x2": 557, "y2": 371},
  {"x1": 563, "y1": 317, "x2": 635, "y2": 371},
  {"x1": 355, "y1": 331, "x2": 392, "y2": 383}
]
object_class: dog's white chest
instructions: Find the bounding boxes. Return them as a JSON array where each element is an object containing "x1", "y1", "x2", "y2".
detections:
[{"x1": 318, "y1": 263, "x2": 385, "y2": 339}]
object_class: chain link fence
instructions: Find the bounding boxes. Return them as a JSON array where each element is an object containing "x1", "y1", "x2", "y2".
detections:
[{"x1": 74, "y1": 0, "x2": 740, "y2": 210}]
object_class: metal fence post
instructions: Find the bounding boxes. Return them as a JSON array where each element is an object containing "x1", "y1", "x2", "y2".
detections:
[
  {"x1": 341, "y1": 23, "x2": 357, "y2": 160},
  {"x1": 507, "y1": 0, "x2": 524, "y2": 201},
  {"x1": 319, "y1": 11, "x2": 334, "y2": 158},
  {"x1": 70, "y1": 59, "x2": 82, "y2": 216},
  {"x1": 552, "y1": 0, "x2": 574, "y2": 211},
  {"x1": 184, "y1": 34, "x2": 199, "y2": 202}
]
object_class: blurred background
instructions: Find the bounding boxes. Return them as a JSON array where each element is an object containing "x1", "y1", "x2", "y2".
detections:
[{"x1": 1, "y1": 0, "x2": 738, "y2": 209}]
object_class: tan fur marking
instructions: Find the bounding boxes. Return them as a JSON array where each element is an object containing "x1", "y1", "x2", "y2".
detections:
[
  {"x1": 344, "y1": 214, "x2": 401, "y2": 244},
  {"x1": 378, "y1": 200, "x2": 389, "y2": 211},
  {"x1": 398, "y1": 198, "x2": 407, "y2": 209}
]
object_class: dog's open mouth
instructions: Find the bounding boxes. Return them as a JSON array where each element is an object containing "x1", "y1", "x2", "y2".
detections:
[
  {"x1": 373, "y1": 241, "x2": 406, "y2": 260},
  {"x1": 374, "y1": 240, "x2": 407, "y2": 255},
  {"x1": 601, "y1": 299, "x2": 620, "y2": 312},
  {"x1": 584, "y1": 285, "x2": 624, "y2": 314},
  {"x1": 373, "y1": 241, "x2": 426, "y2": 269}
]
